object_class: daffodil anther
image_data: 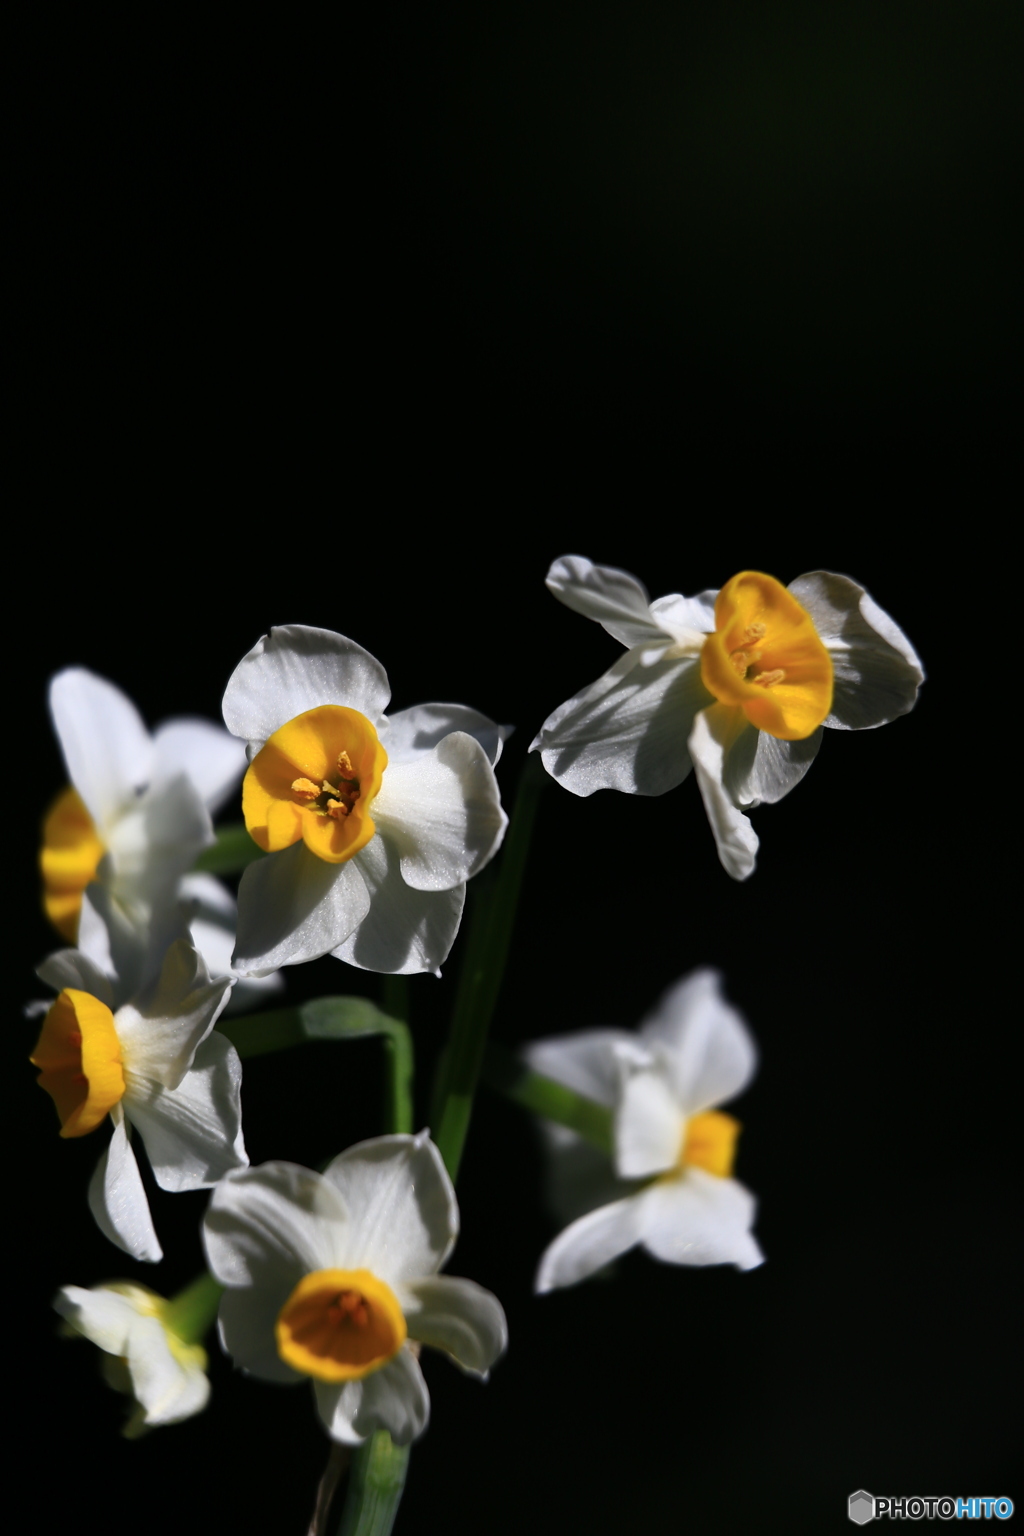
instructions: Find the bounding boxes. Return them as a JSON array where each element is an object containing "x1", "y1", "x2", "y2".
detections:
[{"x1": 276, "y1": 1267, "x2": 408, "y2": 1382}]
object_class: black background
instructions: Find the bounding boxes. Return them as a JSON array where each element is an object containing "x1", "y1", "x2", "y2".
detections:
[{"x1": 9, "y1": 6, "x2": 1017, "y2": 1533}]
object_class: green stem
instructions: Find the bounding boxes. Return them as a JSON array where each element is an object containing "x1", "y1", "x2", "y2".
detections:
[
  {"x1": 431, "y1": 753, "x2": 545, "y2": 1181},
  {"x1": 162, "y1": 1271, "x2": 224, "y2": 1346},
  {"x1": 335, "y1": 1431, "x2": 410, "y2": 1536},
  {"x1": 380, "y1": 977, "x2": 413, "y2": 1135},
  {"x1": 482, "y1": 1041, "x2": 614, "y2": 1154},
  {"x1": 192, "y1": 823, "x2": 265, "y2": 874}
]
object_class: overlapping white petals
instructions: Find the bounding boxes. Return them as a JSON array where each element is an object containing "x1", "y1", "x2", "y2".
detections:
[
  {"x1": 115, "y1": 938, "x2": 232, "y2": 1088},
  {"x1": 54, "y1": 1283, "x2": 211, "y2": 1433},
  {"x1": 720, "y1": 720, "x2": 823, "y2": 808},
  {"x1": 789, "y1": 571, "x2": 924, "y2": 731},
  {"x1": 330, "y1": 837, "x2": 466, "y2": 977},
  {"x1": 151, "y1": 719, "x2": 247, "y2": 813},
  {"x1": 687, "y1": 705, "x2": 760, "y2": 881},
  {"x1": 381, "y1": 704, "x2": 510, "y2": 768},
  {"x1": 124, "y1": 1033, "x2": 246, "y2": 1192},
  {"x1": 233, "y1": 842, "x2": 371, "y2": 975},
  {"x1": 222, "y1": 625, "x2": 391, "y2": 756},
  {"x1": 203, "y1": 1136, "x2": 506, "y2": 1446},
  {"x1": 373, "y1": 732, "x2": 507, "y2": 891},
  {"x1": 178, "y1": 873, "x2": 284, "y2": 1010},
  {"x1": 531, "y1": 970, "x2": 761, "y2": 1291},
  {"x1": 50, "y1": 669, "x2": 153, "y2": 826}
]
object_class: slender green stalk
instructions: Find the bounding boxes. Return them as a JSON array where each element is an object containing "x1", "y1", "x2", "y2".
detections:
[
  {"x1": 482, "y1": 1041, "x2": 614, "y2": 1153},
  {"x1": 431, "y1": 753, "x2": 545, "y2": 1180},
  {"x1": 335, "y1": 1431, "x2": 410, "y2": 1536},
  {"x1": 380, "y1": 977, "x2": 413, "y2": 1135},
  {"x1": 192, "y1": 822, "x2": 265, "y2": 874},
  {"x1": 162, "y1": 1271, "x2": 224, "y2": 1345}
]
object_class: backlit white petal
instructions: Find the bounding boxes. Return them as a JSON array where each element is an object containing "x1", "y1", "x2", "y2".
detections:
[
  {"x1": 612, "y1": 1053, "x2": 684, "y2": 1178},
  {"x1": 320, "y1": 1133, "x2": 458, "y2": 1287},
  {"x1": 233, "y1": 842, "x2": 371, "y2": 975},
  {"x1": 532, "y1": 647, "x2": 709, "y2": 797},
  {"x1": 114, "y1": 940, "x2": 232, "y2": 1088},
  {"x1": 49, "y1": 668, "x2": 154, "y2": 827},
  {"x1": 36, "y1": 948, "x2": 115, "y2": 1007},
  {"x1": 400, "y1": 1276, "x2": 508, "y2": 1379},
  {"x1": 639, "y1": 970, "x2": 757, "y2": 1114},
  {"x1": 687, "y1": 705, "x2": 760, "y2": 880},
  {"x1": 373, "y1": 732, "x2": 507, "y2": 891},
  {"x1": 522, "y1": 1029, "x2": 632, "y2": 1109},
  {"x1": 545, "y1": 554, "x2": 670, "y2": 647},
  {"x1": 788, "y1": 571, "x2": 924, "y2": 730},
  {"x1": 54, "y1": 1284, "x2": 140, "y2": 1353},
  {"x1": 638, "y1": 1169, "x2": 764, "y2": 1270},
  {"x1": 535, "y1": 1193, "x2": 644, "y2": 1293},
  {"x1": 124, "y1": 1032, "x2": 247, "y2": 1191},
  {"x1": 152, "y1": 718, "x2": 247, "y2": 814},
  {"x1": 222, "y1": 625, "x2": 391, "y2": 753},
  {"x1": 204, "y1": 1162, "x2": 350, "y2": 1287},
  {"x1": 315, "y1": 1347, "x2": 430, "y2": 1446},
  {"x1": 126, "y1": 1313, "x2": 210, "y2": 1425},
  {"x1": 381, "y1": 703, "x2": 510, "y2": 767},
  {"x1": 333, "y1": 835, "x2": 464, "y2": 976},
  {"x1": 217, "y1": 1285, "x2": 305, "y2": 1384},
  {"x1": 721, "y1": 721, "x2": 823, "y2": 807},
  {"x1": 88, "y1": 1104, "x2": 163, "y2": 1263}
]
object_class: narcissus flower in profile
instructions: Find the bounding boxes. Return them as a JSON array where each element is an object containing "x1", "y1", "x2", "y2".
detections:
[
  {"x1": 526, "y1": 970, "x2": 763, "y2": 1291},
  {"x1": 221, "y1": 626, "x2": 509, "y2": 976},
  {"x1": 42, "y1": 667, "x2": 245, "y2": 940},
  {"x1": 531, "y1": 557, "x2": 924, "y2": 878},
  {"x1": 54, "y1": 1278, "x2": 215, "y2": 1437},
  {"x1": 203, "y1": 1133, "x2": 508, "y2": 1446},
  {"x1": 31, "y1": 890, "x2": 246, "y2": 1262}
]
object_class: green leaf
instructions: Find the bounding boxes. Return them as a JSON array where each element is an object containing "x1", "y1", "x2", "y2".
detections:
[
  {"x1": 483, "y1": 1040, "x2": 614, "y2": 1154},
  {"x1": 192, "y1": 823, "x2": 266, "y2": 875}
]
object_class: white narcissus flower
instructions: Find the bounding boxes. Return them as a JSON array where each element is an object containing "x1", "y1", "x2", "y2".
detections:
[
  {"x1": 31, "y1": 890, "x2": 247, "y2": 1263},
  {"x1": 221, "y1": 626, "x2": 509, "y2": 976},
  {"x1": 54, "y1": 1281, "x2": 211, "y2": 1437},
  {"x1": 531, "y1": 557, "x2": 924, "y2": 879},
  {"x1": 203, "y1": 1133, "x2": 508, "y2": 1446},
  {"x1": 526, "y1": 970, "x2": 763, "y2": 1292}
]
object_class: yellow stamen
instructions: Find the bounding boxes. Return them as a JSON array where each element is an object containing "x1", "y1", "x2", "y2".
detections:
[
  {"x1": 243, "y1": 705, "x2": 388, "y2": 865},
  {"x1": 680, "y1": 1111, "x2": 741, "y2": 1178},
  {"x1": 276, "y1": 1268, "x2": 407, "y2": 1382},
  {"x1": 31, "y1": 989, "x2": 126, "y2": 1137},
  {"x1": 700, "y1": 571, "x2": 833, "y2": 740},
  {"x1": 39, "y1": 787, "x2": 106, "y2": 942}
]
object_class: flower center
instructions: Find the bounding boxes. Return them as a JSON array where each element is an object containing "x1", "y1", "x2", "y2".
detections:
[
  {"x1": 31, "y1": 988, "x2": 126, "y2": 1137},
  {"x1": 242, "y1": 706, "x2": 388, "y2": 865},
  {"x1": 39, "y1": 787, "x2": 106, "y2": 942},
  {"x1": 700, "y1": 571, "x2": 833, "y2": 741},
  {"x1": 275, "y1": 1267, "x2": 407, "y2": 1382},
  {"x1": 679, "y1": 1111, "x2": 741, "y2": 1178}
]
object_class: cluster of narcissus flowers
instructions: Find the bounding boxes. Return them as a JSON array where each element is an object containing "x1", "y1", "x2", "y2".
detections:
[{"x1": 30, "y1": 571, "x2": 921, "y2": 1477}]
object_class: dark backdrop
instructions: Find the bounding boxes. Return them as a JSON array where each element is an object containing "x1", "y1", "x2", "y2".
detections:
[{"x1": 10, "y1": 6, "x2": 1016, "y2": 1533}]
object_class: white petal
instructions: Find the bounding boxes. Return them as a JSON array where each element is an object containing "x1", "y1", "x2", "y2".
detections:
[
  {"x1": 687, "y1": 705, "x2": 760, "y2": 880},
  {"x1": 522, "y1": 1029, "x2": 632, "y2": 1109},
  {"x1": 152, "y1": 718, "x2": 247, "y2": 814},
  {"x1": 373, "y1": 732, "x2": 507, "y2": 891},
  {"x1": 788, "y1": 571, "x2": 924, "y2": 730},
  {"x1": 127, "y1": 1313, "x2": 210, "y2": 1424},
  {"x1": 217, "y1": 1285, "x2": 304, "y2": 1384},
  {"x1": 36, "y1": 948, "x2": 114, "y2": 1007},
  {"x1": 649, "y1": 589, "x2": 718, "y2": 639},
  {"x1": 639, "y1": 970, "x2": 758, "y2": 1114},
  {"x1": 222, "y1": 625, "x2": 391, "y2": 753},
  {"x1": 178, "y1": 874, "x2": 284, "y2": 1008},
  {"x1": 612, "y1": 1052, "x2": 684, "y2": 1178},
  {"x1": 332, "y1": 835, "x2": 465, "y2": 976},
  {"x1": 114, "y1": 940, "x2": 233, "y2": 1088},
  {"x1": 54, "y1": 1284, "x2": 139, "y2": 1353},
  {"x1": 232, "y1": 842, "x2": 371, "y2": 975},
  {"x1": 76, "y1": 885, "x2": 147, "y2": 1003},
  {"x1": 535, "y1": 1121, "x2": 635, "y2": 1228},
  {"x1": 88, "y1": 1104, "x2": 163, "y2": 1263},
  {"x1": 320, "y1": 1133, "x2": 458, "y2": 1288},
  {"x1": 545, "y1": 554, "x2": 672, "y2": 648},
  {"x1": 402, "y1": 1276, "x2": 508, "y2": 1379},
  {"x1": 531, "y1": 648, "x2": 710, "y2": 797},
  {"x1": 638, "y1": 1169, "x2": 764, "y2": 1270},
  {"x1": 49, "y1": 669, "x2": 154, "y2": 828},
  {"x1": 105, "y1": 774, "x2": 213, "y2": 913},
  {"x1": 315, "y1": 1347, "x2": 430, "y2": 1446},
  {"x1": 203, "y1": 1161, "x2": 350, "y2": 1288},
  {"x1": 380, "y1": 703, "x2": 510, "y2": 767},
  {"x1": 124, "y1": 1032, "x2": 247, "y2": 1191},
  {"x1": 535, "y1": 1194, "x2": 644, "y2": 1293},
  {"x1": 721, "y1": 723, "x2": 823, "y2": 808}
]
